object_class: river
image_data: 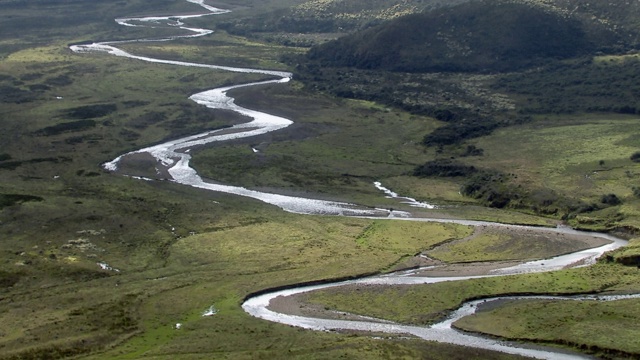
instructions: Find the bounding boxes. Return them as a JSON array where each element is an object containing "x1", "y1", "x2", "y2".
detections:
[{"x1": 70, "y1": 2, "x2": 636, "y2": 359}]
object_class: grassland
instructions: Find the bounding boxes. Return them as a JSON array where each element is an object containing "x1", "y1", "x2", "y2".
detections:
[
  {"x1": 455, "y1": 297, "x2": 640, "y2": 358},
  {"x1": 0, "y1": 31, "x2": 544, "y2": 357},
  {"x1": 2, "y1": 203, "x2": 492, "y2": 359},
  {"x1": 190, "y1": 90, "x2": 440, "y2": 203},
  {"x1": 2, "y1": 0, "x2": 640, "y2": 359},
  {"x1": 467, "y1": 114, "x2": 640, "y2": 229},
  {"x1": 0, "y1": 2, "x2": 532, "y2": 359},
  {"x1": 304, "y1": 240, "x2": 640, "y2": 326},
  {"x1": 425, "y1": 225, "x2": 605, "y2": 263},
  {"x1": 471, "y1": 115, "x2": 640, "y2": 199}
]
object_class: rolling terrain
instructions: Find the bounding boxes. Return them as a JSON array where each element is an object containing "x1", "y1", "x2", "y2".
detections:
[
  {"x1": 287, "y1": 0, "x2": 640, "y2": 229},
  {"x1": 0, "y1": 0, "x2": 639, "y2": 359}
]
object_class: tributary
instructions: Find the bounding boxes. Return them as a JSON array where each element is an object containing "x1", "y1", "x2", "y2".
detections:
[{"x1": 71, "y1": 2, "x2": 637, "y2": 359}]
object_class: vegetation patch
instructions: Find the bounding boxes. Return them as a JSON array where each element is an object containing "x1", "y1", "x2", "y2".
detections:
[
  {"x1": 0, "y1": 157, "x2": 71, "y2": 170},
  {"x1": 454, "y1": 298, "x2": 640, "y2": 358},
  {"x1": 170, "y1": 216, "x2": 472, "y2": 277},
  {"x1": 0, "y1": 270, "x2": 23, "y2": 288},
  {"x1": 0, "y1": 194, "x2": 44, "y2": 208},
  {"x1": 303, "y1": 2, "x2": 611, "y2": 73},
  {"x1": 34, "y1": 120, "x2": 97, "y2": 136},
  {"x1": 302, "y1": 259, "x2": 640, "y2": 327},
  {"x1": 609, "y1": 238, "x2": 640, "y2": 266},
  {"x1": 493, "y1": 57, "x2": 640, "y2": 114},
  {"x1": 426, "y1": 226, "x2": 603, "y2": 263},
  {"x1": 414, "y1": 160, "x2": 477, "y2": 178},
  {"x1": 0, "y1": 85, "x2": 38, "y2": 103},
  {"x1": 422, "y1": 117, "x2": 502, "y2": 146},
  {"x1": 64, "y1": 104, "x2": 117, "y2": 119}
]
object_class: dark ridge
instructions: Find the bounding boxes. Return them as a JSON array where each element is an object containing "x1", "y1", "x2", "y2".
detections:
[{"x1": 306, "y1": 1, "x2": 616, "y2": 73}]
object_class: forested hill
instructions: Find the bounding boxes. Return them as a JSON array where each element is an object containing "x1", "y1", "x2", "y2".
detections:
[
  {"x1": 218, "y1": 0, "x2": 468, "y2": 36},
  {"x1": 304, "y1": 1, "x2": 619, "y2": 73},
  {"x1": 551, "y1": 0, "x2": 640, "y2": 45}
]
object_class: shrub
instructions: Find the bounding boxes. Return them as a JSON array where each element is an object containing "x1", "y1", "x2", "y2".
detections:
[
  {"x1": 35, "y1": 119, "x2": 96, "y2": 136},
  {"x1": 413, "y1": 160, "x2": 477, "y2": 177},
  {"x1": 65, "y1": 104, "x2": 117, "y2": 119},
  {"x1": 461, "y1": 145, "x2": 484, "y2": 157},
  {"x1": 601, "y1": 193, "x2": 622, "y2": 205},
  {"x1": 0, "y1": 194, "x2": 44, "y2": 208}
]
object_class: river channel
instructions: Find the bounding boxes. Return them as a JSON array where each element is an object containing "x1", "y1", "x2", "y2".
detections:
[{"x1": 71, "y1": 2, "x2": 637, "y2": 359}]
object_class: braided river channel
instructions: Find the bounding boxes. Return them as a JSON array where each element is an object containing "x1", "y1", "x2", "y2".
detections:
[{"x1": 71, "y1": 1, "x2": 639, "y2": 359}]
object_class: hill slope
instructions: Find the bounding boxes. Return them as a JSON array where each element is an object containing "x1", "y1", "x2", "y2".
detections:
[
  {"x1": 218, "y1": 0, "x2": 468, "y2": 36},
  {"x1": 305, "y1": 1, "x2": 617, "y2": 73}
]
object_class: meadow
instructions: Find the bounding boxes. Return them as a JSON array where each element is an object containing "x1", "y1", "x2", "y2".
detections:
[
  {"x1": 302, "y1": 248, "x2": 640, "y2": 357},
  {"x1": 1, "y1": 0, "x2": 640, "y2": 359},
  {"x1": 0, "y1": 2, "x2": 532, "y2": 358}
]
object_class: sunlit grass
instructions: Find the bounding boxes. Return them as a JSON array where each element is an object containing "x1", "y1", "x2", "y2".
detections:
[
  {"x1": 303, "y1": 259, "x2": 640, "y2": 326},
  {"x1": 593, "y1": 53, "x2": 640, "y2": 64},
  {"x1": 470, "y1": 115, "x2": 640, "y2": 202},
  {"x1": 3, "y1": 0, "x2": 640, "y2": 358},
  {"x1": 455, "y1": 297, "x2": 640, "y2": 356}
]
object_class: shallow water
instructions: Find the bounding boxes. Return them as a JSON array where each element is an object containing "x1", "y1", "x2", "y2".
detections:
[{"x1": 72, "y1": 2, "x2": 635, "y2": 359}]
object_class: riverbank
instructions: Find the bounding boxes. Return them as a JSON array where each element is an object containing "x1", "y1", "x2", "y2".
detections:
[{"x1": 62, "y1": 1, "x2": 640, "y2": 359}]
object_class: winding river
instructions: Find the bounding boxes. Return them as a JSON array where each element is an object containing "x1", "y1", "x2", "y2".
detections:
[{"x1": 71, "y1": 1, "x2": 637, "y2": 359}]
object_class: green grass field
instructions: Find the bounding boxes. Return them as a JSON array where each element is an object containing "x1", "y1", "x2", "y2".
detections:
[
  {"x1": 2, "y1": 0, "x2": 640, "y2": 359},
  {"x1": 455, "y1": 297, "x2": 640, "y2": 358},
  {"x1": 0, "y1": 5, "x2": 527, "y2": 357},
  {"x1": 301, "y1": 254, "x2": 640, "y2": 331},
  {"x1": 471, "y1": 115, "x2": 640, "y2": 200}
]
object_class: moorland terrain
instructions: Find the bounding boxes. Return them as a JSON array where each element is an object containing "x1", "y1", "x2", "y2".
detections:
[{"x1": 1, "y1": 0, "x2": 640, "y2": 359}]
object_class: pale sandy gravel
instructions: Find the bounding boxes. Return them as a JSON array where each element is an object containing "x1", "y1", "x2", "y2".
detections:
[{"x1": 111, "y1": 127, "x2": 262, "y2": 180}]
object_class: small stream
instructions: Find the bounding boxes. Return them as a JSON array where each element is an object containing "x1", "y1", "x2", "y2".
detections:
[{"x1": 71, "y1": 2, "x2": 636, "y2": 359}]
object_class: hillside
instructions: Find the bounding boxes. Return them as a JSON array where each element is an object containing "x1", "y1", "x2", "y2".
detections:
[
  {"x1": 218, "y1": 0, "x2": 640, "y2": 49},
  {"x1": 218, "y1": 0, "x2": 468, "y2": 36},
  {"x1": 287, "y1": 0, "x2": 640, "y2": 217},
  {"x1": 1, "y1": 0, "x2": 640, "y2": 358},
  {"x1": 304, "y1": 1, "x2": 618, "y2": 73},
  {"x1": 552, "y1": 0, "x2": 640, "y2": 44}
]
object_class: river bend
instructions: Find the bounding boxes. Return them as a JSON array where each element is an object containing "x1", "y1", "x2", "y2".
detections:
[{"x1": 71, "y1": 2, "x2": 635, "y2": 359}]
